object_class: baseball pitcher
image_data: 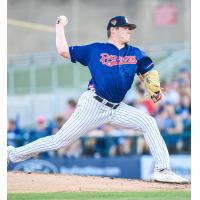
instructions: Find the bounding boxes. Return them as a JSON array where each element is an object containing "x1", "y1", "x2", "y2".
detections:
[{"x1": 7, "y1": 16, "x2": 188, "y2": 183}]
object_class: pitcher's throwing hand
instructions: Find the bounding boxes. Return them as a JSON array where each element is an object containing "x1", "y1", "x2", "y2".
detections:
[{"x1": 56, "y1": 15, "x2": 68, "y2": 26}]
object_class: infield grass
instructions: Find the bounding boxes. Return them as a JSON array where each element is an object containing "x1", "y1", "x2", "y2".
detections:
[{"x1": 8, "y1": 191, "x2": 191, "y2": 200}]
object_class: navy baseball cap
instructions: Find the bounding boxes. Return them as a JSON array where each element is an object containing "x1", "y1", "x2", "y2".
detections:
[{"x1": 107, "y1": 16, "x2": 136, "y2": 30}]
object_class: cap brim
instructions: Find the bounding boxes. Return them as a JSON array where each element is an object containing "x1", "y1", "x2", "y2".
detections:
[{"x1": 122, "y1": 23, "x2": 137, "y2": 30}]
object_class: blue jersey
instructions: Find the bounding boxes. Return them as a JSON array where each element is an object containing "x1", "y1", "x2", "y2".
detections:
[{"x1": 69, "y1": 43, "x2": 154, "y2": 103}]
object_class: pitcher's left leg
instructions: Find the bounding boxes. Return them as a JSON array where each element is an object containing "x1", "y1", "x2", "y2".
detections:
[{"x1": 111, "y1": 102, "x2": 170, "y2": 170}]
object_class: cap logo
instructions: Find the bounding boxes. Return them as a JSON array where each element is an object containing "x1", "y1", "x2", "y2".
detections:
[
  {"x1": 125, "y1": 17, "x2": 128, "y2": 23},
  {"x1": 111, "y1": 19, "x2": 117, "y2": 26}
]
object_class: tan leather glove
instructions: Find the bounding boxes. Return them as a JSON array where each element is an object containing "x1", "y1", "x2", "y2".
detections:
[{"x1": 144, "y1": 70, "x2": 163, "y2": 103}]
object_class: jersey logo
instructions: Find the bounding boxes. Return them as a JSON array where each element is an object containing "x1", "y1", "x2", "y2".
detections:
[
  {"x1": 111, "y1": 19, "x2": 117, "y2": 26},
  {"x1": 88, "y1": 83, "x2": 95, "y2": 92},
  {"x1": 100, "y1": 53, "x2": 137, "y2": 67}
]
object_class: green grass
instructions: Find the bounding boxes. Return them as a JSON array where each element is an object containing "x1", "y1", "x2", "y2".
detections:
[{"x1": 8, "y1": 191, "x2": 191, "y2": 200}]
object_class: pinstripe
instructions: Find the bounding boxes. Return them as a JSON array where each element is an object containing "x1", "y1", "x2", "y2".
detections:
[
  {"x1": 116, "y1": 113, "x2": 164, "y2": 167},
  {"x1": 57, "y1": 93, "x2": 108, "y2": 147},
  {"x1": 112, "y1": 110, "x2": 163, "y2": 167},
  {"x1": 55, "y1": 92, "x2": 93, "y2": 146},
  {"x1": 12, "y1": 94, "x2": 85, "y2": 156},
  {"x1": 42, "y1": 91, "x2": 105, "y2": 150},
  {"x1": 9, "y1": 91, "x2": 112, "y2": 162},
  {"x1": 112, "y1": 103, "x2": 167, "y2": 168},
  {"x1": 111, "y1": 102, "x2": 169, "y2": 169},
  {"x1": 10, "y1": 93, "x2": 88, "y2": 157},
  {"x1": 9, "y1": 92, "x2": 91, "y2": 160},
  {"x1": 53, "y1": 92, "x2": 110, "y2": 148},
  {"x1": 114, "y1": 105, "x2": 167, "y2": 168}
]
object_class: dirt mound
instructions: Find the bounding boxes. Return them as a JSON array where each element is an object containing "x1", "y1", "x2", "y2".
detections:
[{"x1": 7, "y1": 171, "x2": 190, "y2": 193}]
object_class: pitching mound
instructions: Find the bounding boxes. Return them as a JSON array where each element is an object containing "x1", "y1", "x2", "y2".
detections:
[{"x1": 8, "y1": 171, "x2": 190, "y2": 193}]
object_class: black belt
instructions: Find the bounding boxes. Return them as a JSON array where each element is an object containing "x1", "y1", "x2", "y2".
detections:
[{"x1": 93, "y1": 95, "x2": 119, "y2": 109}]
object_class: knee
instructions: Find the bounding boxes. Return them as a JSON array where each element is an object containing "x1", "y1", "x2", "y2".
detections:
[
  {"x1": 148, "y1": 116, "x2": 157, "y2": 125},
  {"x1": 142, "y1": 115, "x2": 157, "y2": 130},
  {"x1": 147, "y1": 116, "x2": 158, "y2": 129},
  {"x1": 50, "y1": 135, "x2": 65, "y2": 150}
]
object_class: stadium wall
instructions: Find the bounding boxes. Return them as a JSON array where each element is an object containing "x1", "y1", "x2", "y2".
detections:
[{"x1": 8, "y1": 155, "x2": 191, "y2": 180}]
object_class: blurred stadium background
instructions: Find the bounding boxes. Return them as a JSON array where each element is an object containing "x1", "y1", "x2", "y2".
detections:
[{"x1": 7, "y1": 0, "x2": 191, "y2": 180}]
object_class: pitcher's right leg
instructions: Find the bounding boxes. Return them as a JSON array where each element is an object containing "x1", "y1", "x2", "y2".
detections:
[{"x1": 8, "y1": 91, "x2": 110, "y2": 163}]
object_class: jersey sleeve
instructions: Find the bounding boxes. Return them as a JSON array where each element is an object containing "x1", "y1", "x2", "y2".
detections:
[
  {"x1": 136, "y1": 50, "x2": 154, "y2": 75},
  {"x1": 69, "y1": 44, "x2": 94, "y2": 66}
]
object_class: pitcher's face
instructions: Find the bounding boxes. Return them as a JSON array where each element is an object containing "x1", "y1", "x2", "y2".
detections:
[{"x1": 115, "y1": 26, "x2": 132, "y2": 43}]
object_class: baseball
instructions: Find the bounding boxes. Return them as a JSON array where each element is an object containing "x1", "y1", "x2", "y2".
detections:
[
  {"x1": 56, "y1": 15, "x2": 68, "y2": 26},
  {"x1": 60, "y1": 15, "x2": 67, "y2": 21}
]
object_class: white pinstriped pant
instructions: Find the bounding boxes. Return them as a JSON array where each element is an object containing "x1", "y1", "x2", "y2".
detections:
[{"x1": 9, "y1": 90, "x2": 170, "y2": 170}]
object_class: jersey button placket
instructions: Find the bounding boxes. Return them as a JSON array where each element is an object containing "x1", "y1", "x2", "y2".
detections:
[{"x1": 118, "y1": 50, "x2": 121, "y2": 68}]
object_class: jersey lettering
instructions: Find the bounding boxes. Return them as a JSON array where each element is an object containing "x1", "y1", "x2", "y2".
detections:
[{"x1": 100, "y1": 53, "x2": 137, "y2": 67}]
